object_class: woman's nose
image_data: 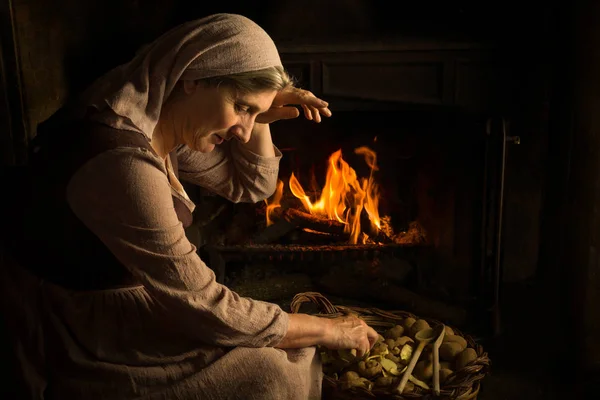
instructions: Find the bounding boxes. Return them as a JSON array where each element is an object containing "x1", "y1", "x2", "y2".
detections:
[{"x1": 229, "y1": 123, "x2": 252, "y2": 143}]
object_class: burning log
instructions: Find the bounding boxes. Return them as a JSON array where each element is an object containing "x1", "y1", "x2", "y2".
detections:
[
  {"x1": 370, "y1": 230, "x2": 394, "y2": 244},
  {"x1": 359, "y1": 209, "x2": 394, "y2": 244},
  {"x1": 283, "y1": 208, "x2": 347, "y2": 236},
  {"x1": 252, "y1": 217, "x2": 297, "y2": 244},
  {"x1": 254, "y1": 207, "x2": 348, "y2": 244},
  {"x1": 263, "y1": 147, "x2": 409, "y2": 244},
  {"x1": 289, "y1": 228, "x2": 349, "y2": 245},
  {"x1": 262, "y1": 206, "x2": 395, "y2": 244}
]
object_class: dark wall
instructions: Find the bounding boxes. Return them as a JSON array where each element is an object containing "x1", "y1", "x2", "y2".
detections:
[
  {"x1": 4, "y1": 0, "x2": 554, "y2": 139},
  {"x1": 3, "y1": 0, "x2": 179, "y2": 141},
  {"x1": 534, "y1": 0, "x2": 600, "y2": 376},
  {"x1": 561, "y1": 0, "x2": 600, "y2": 373}
]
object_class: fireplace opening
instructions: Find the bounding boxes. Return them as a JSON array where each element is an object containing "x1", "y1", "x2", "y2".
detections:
[{"x1": 187, "y1": 108, "x2": 492, "y2": 330}]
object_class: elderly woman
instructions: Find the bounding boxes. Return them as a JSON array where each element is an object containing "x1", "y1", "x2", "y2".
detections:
[{"x1": 1, "y1": 13, "x2": 378, "y2": 400}]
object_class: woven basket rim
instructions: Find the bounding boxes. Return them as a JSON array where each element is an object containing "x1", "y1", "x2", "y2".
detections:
[{"x1": 290, "y1": 291, "x2": 491, "y2": 400}]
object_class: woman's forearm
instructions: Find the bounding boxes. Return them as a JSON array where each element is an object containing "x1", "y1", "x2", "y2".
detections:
[
  {"x1": 242, "y1": 123, "x2": 276, "y2": 157},
  {"x1": 274, "y1": 313, "x2": 329, "y2": 349}
]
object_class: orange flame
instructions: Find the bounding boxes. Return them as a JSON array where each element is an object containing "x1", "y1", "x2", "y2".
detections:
[
  {"x1": 264, "y1": 180, "x2": 284, "y2": 226},
  {"x1": 266, "y1": 147, "x2": 383, "y2": 244}
]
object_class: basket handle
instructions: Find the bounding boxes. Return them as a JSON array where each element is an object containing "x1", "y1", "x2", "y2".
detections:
[{"x1": 290, "y1": 292, "x2": 339, "y2": 315}]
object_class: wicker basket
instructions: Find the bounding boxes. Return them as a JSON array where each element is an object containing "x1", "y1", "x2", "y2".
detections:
[{"x1": 290, "y1": 292, "x2": 491, "y2": 400}]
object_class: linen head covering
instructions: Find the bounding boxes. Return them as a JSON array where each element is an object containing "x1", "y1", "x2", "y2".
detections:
[{"x1": 72, "y1": 13, "x2": 282, "y2": 138}]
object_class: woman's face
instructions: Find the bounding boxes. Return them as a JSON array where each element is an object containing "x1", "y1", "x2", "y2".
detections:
[{"x1": 169, "y1": 81, "x2": 277, "y2": 153}]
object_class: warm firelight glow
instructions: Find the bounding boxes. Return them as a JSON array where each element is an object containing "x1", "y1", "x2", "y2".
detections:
[
  {"x1": 266, "y1": 147, "x2": 385, "y2": 244},
  {"x1": 264, "y1": 180, "x2": 284, "y2": 226}
]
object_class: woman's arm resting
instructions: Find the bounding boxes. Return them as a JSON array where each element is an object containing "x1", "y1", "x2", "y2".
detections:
[
  {"x1": 241, "y1": 122, "x2": 275, "y2": 158},
  {"x1": 275, "y1": 313, "x2": 379, "y2": 357},
  {"x1": 274, "y1": 314, "x2": 328, "y2": 349}
]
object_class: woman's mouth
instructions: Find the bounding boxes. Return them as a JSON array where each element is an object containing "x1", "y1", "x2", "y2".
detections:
[{"x1": 213, "y1": 135, "x2": 224, "y2": 144}]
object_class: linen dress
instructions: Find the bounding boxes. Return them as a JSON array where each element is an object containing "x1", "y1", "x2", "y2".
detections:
[{"x1": 1, "y1": 119, "x2": 322, "y2": 400}]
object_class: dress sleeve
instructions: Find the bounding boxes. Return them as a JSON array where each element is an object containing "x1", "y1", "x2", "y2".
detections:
[
  {"x1": 65, "y1": 146, "x2": 289, "y2": 348},
  {"x1": 175, "y1": 141, "x2": 282, "y2": 203}
]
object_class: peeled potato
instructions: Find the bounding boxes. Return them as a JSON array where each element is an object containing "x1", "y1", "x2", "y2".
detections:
[
  {"x1": 439, "y1": 342, "x2": 463, "y2": 361},
  {"x1": 455, "y1": 348, "x2": 477, "y2": 370},
  {"x1": 408, "y1": 319, "x2": 430, "y2": 338},
  {"x1": 443, "y1": 334, "x2": 467, "y2": 350},
  {"x1": 444, "y1": 326, "x2": 455, "y2": 336},
  {"x1": 399, "y1": 343, "x2": 413, "y2": 364},
  {"x1": 380, "y1": 358, "x2": 402, "y2": 376},
  {"x1": 402, "y1": 317, "x2": 416, "y2": 331},
  {"x1": 440, "y1": 368, "x2": 454, "y2": 383},
  {"x1": 413, "y1": 360, "x2": 433, "y2": 382}
]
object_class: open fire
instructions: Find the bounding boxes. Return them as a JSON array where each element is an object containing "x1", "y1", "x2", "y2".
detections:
[{"x1": 264, "y1": 147, "x2": 425, "y2": 245}]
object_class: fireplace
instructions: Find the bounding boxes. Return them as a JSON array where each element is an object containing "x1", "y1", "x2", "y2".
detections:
[{"x1": 183, "y1": 42, "x2": 517, "y2": 335}]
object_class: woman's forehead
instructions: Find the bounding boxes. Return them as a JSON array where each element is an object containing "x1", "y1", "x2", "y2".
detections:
[{"x1": 234, "y1": 90, "x2": 277, "y2": 111}]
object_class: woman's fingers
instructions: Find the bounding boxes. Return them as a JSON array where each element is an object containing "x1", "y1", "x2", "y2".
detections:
[
  {"x1": 320, "y1": 107, "x2": 332, "y2": 118},
  {"x1": 274, "y1": 87, "x2": 332, "y2": 123},
  {"x1": 255, "y1": 106, "x2": 299, "y2": 124},
  {"x1": 355, "y1": 321, "x2": 377, "y2": 356},
  {"x1": 357, "y1": 337, "x2": 371, "y2": 358},
  {"x1": 301, "y1": 104, "x2": 312, "y2": 120},
  {"x1": 300, "y1": 104, "x2": 332, "y2": 123},
  {"x1": 366, "y1": 326, "x2": 379, "y2": 348},
  {"x1": 279, "y1": 87, "x2": 328, "y2": 108},
  {"x1": 312, "y1": 106, "x2": 322, "y2": 123}
]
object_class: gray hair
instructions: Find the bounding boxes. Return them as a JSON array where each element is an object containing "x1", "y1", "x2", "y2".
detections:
[{"x1": 199, "y1": 66, "x2": 295, "y2": 94}]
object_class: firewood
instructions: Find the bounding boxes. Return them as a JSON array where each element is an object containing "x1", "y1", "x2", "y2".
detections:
[
  {"x1": 252, "y1": 218, "x2": 297, "y2": 244},
  {"x1": 283, "y1": 208, "x2": 347, "y2": 235},
  {"x1": 360, "y1": 209, "x2": 394, "y2": 244},
  {"x1": 289, "y1": 228, "x2": 350, "y2": 245}
]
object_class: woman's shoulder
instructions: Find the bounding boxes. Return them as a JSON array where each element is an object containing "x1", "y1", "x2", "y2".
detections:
[
  {"x1": 66, "y1": 127, "x2": 171, "y2": 205},
  {"x1": 75, "y1": 121, "x2": 160, "y2": 164},
  {"x1": 72, "y1": 122, "x2": 166, "y2": 176},
  {"x1": 34, "y1": 117, "x2": 163, "y2": 177}
]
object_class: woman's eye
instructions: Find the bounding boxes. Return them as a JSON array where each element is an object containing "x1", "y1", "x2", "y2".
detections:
[{"x1": 235, "y1": 104, "x2": 249, "y2": 113}]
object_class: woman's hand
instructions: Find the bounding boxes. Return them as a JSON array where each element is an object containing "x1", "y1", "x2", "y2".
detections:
[
  {"x1": 256, "y1": 87, "x2": 332, "y2": 124},
  {"x1": 275, "y1": 313, "x2": 377, "y2": 356},
  {"x1": 320, "y1": 315, "x2": 379, "y2": 357}
]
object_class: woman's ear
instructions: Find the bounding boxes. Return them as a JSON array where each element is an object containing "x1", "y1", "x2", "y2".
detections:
[{"x1": 182, "y1": 80, "x2": 198, "y2": 95}]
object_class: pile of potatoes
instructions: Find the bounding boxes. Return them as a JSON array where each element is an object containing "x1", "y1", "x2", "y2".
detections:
[{"x1": 320, "y1": 317, "x2": 479, "y2": 394}]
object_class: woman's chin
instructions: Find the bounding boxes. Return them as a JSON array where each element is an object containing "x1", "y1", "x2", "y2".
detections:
[
  {"x1": 190, "y1": 138, "x2": 216, "y2": 153},
  {"x1": 196, "y1": 143, "x2": 216, "y2": 153}
]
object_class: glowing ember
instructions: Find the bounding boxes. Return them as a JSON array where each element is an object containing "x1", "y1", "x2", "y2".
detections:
[{"x1": 265, "y1": 147, "x2": 394, "y2": 244}]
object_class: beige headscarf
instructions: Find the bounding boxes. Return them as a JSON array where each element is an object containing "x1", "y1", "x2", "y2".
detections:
[{"x1": 72, "y1": 13, "x2": 282, "y2": 138}]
